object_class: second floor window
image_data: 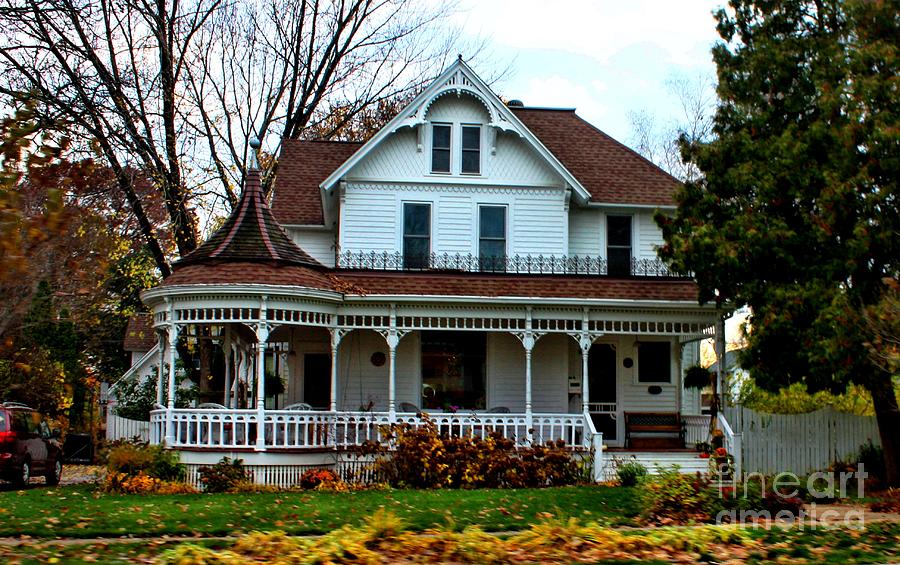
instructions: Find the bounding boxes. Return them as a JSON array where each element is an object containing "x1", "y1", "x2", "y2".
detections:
[
  {"x1": 461, "y1": 125, "x2": 481, "y2": 174},
  {"x1": 479, "y1": 205, "x2": 506, "y2": 271},
  {"x1": 431, "y1": 124, "x2": 451, "y2": 173},
  {"x1": 403, "y1": 203, "x2": 431, "y2": 268},
  {"x1": 607, "y1": 215, "x2": 632, "y2": 276}
]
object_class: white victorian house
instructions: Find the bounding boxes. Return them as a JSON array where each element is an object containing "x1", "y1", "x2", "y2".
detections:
[{"x1": 127, "y1": 59, "x2": 734, "y2": 484}]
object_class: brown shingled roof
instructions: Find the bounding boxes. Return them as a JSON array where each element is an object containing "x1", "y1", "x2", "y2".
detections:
[
  {"x1": 162, "y1": 262, "x2": 337, "y2": 289},
  {"x1": 123, "y1": 313, "x2": 156, "y2": 352},
  {"x1": 337, "y1": 271, "x2": 699, "y2": 302},
  {"x1": 176, "y1": 167, "x2": 320, "y2": 268},
  {"x1": 511, "y1": 108, "x2": 680, "y2": 206},
  {"x1": 159, "y1": 262, "x2": 699, "y2": 303},
  {"x1": 270, "y1": 113, "x2": 677, "y2": 215},
  {"x1": 271, "y1": 140, "x2": 362, "y2": 225}
]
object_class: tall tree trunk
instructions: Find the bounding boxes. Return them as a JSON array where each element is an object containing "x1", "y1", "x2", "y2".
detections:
[{"x1": 867, "y1": 375, "x2": 900, "y2": 487}]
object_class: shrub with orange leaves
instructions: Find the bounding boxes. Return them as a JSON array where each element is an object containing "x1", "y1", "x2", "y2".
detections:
[
  {"x1": 103, "y1": 471, "x2": 196, "y2": 494},
  {"x1": 360, "y1": 415, "x2": 586, "y2": 489}
]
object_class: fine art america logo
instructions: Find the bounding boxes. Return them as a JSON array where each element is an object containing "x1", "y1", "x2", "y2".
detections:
[{"x1": 714, "y1": 464, "x2": 868, "y2": 528}]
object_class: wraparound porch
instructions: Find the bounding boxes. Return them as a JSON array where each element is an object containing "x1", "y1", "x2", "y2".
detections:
[{"x1": 137, "y1": 284, "x2": 727, "y2": 483}]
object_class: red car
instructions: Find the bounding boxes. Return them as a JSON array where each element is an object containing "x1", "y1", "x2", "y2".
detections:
[{"x1": 0, "y1": 403, "x2": 63, "y2": 486}]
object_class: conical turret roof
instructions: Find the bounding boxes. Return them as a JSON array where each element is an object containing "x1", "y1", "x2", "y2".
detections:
[{"x1": 175, "y1": 160, "x2": 320, "y2": 269}]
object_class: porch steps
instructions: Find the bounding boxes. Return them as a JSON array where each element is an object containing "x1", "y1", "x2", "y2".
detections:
[{"x1": 599, "y1": 450, "x2": 709, "y2": 482}]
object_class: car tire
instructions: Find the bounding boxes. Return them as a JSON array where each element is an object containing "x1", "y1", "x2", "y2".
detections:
[
  {"x1": 45, "y1": 459, "x2": 62, "y2": 486},
  {"x1": 13, "y1": 460, "x2": 30, "y2": 487}
]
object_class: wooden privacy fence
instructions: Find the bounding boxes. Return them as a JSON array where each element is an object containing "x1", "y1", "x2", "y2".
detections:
[
  {"x1": 724, "y1": 406, "x2": 880, "y2": 476},
  {"x1": 106, "y1": 413, "x2": 150, "y2": 442}
]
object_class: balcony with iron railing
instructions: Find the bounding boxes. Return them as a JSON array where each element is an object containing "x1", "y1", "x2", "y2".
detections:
[{"x1": 336, "y1": 250, "x2": 690, "y2": 278}]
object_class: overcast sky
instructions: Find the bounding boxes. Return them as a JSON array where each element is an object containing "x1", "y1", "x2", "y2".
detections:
[{"x1": 451, "y1": 0, "x2": 726, "y2": 144}]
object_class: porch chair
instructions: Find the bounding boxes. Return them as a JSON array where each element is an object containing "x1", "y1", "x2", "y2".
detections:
[
  {"x1": 284, "y1": 402, "x2": 313, "y2": 411},
  {"x1": 398, "y1": 402, "x2": 419, "y2": 413},
  {"x1": 487, "y1": 406, "x2": 510, "y2": 413}
]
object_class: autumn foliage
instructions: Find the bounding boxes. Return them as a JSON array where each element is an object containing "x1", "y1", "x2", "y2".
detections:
[
  {"x1": 161, "y1": 509, "x2": 757, "y2": 564},
  {"x1": 360, "y1": 416, "x2": 586, "y2": 489}
]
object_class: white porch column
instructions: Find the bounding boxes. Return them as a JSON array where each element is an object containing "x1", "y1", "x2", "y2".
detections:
[
  {"x1": 156, "y1": 331, "x2": 166, "y2": 407},
  {"x1": 675, "y1": 341, "x2": 683, "y2": 414},
  {"x1": 164, "y1": 322, "x2": 180, "y2": 446},
  {"x1": 387, "y1": 334, "x2": 399, "y2": 420},
  {"x1": 329, "y1": 328, "x2": 345, "y2": 412},
  {"x1": 522, "y1": 308, "x2": 536, "y2": 441},
  {"x1": 223, "y1": 325, "x2": 232, "y2": 409},
  {"x1": 715, "y1": 313, "x2": 726, "y2": 408},
  {"x1": 254, "y1": 296, "x2": 269, "y2": 451},
  {"x1": 254, "y1": 321, "x2": 269, "y2": 451},
  {"x1": 579, "y1": 334, "x2": 591, "y2": 415},
  {"x1": 524, "y1": 338, "x2": 534, "y2": 437}
]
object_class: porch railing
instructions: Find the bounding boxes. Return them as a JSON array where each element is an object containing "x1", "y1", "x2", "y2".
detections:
[
  {"x1": 683, "y1": 415, "x2": 711, "y2": 447},
  {"x1": 717, "y1": 412, "x2": 743, "y2": 478},
  {"x1": 150, "y1": 408, "x2": 588, "y2": 451},
  {"x1": 337, "y1": 250, "x2": 688, "y2": 278}
]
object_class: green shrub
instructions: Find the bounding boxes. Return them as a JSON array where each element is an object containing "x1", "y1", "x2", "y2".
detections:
[
  {"x1": 198, "y1": 457, "x2": 252, "y2": 493},
  {"x1": 114, "y1": 367, "x2": 197, "y2": 421},
  {"x1": 105, "y1": 441, "x2": 185, "y2": 482},
  {"x1": 616, "y1": 460, "x2": 648, "y2": 487},
  {"x1": 641, "y1": 467, "x2": 715, "y2": 523},
  {"x1": 856, "y1": 440, "x2": 885, "y2": 484},
  {"x1": 361, "y1": 415, "x2": 585, "y2": 489}
]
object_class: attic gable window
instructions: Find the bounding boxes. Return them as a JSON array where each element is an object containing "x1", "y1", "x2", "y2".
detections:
[
  {"x1": 461, "y1": 125, "x2": 481, "y2": 174},
  {"x1": 431, "y1": 124, "x2": 451, "y2": 173}
]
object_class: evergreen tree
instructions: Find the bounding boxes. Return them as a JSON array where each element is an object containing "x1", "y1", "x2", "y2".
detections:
[{"x1": 658, "y1": 0, "x2": 900, "y2": 484}]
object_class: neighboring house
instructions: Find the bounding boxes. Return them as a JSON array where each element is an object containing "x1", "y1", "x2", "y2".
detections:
[{"x1": 133, "y1": 59, "x2": 726, "y2": 482}]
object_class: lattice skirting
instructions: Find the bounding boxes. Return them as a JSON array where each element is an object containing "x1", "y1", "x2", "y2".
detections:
[{"x1": 182, "y1": 454, "x2": 380, "y2": 489}]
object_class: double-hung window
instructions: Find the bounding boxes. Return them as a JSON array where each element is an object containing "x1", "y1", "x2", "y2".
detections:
[
  {"x1": 606, "y1": 215, "x2": 632, "y2": 276},
  {"x1": 461, "y1": 125, "x2": 481, "y2": 174},
  {"x1": 637, "y1": 342, "x2": 672, "y2": 383},
  {"x1": 478, "y1": 205, "x2": 506, "y2": 271},
  {"x1": 403, "y1": 203, "x2": 431, "y2": 269},
  {"x1": 431, "y1": 124, "x2": 451, "y2": 173}
]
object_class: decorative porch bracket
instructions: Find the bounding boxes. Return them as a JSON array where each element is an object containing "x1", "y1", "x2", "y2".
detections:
[{"x1": 378, "y1": 305, "x2": 409, "y2": 422}]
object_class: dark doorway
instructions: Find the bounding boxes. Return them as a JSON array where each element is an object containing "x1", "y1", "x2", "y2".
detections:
[
  {"x1": 588, "y1": 343, "x2": 617, "y2": 441},
  {"x1": 303, "y1": 353, "x2": 331, "y2": 409}
]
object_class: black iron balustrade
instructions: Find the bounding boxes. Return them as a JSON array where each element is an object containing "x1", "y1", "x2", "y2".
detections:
[{"x1": 337, "y1": 250, "x2": 689, "y2": 278}]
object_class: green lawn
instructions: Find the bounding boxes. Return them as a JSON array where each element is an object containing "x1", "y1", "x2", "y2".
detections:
[
  {"x1": 0, "y1": 520, "x2": 896, "y2": 564},
  {"x1": 0, "y1": 484, "x2": 641, "y2": 538}
]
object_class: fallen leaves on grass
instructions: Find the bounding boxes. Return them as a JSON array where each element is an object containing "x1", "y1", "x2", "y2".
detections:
[{"x1": 159, "y1": 510, "x2": 757, "y2": 564}]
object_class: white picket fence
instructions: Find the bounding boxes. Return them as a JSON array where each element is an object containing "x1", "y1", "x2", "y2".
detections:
[
  {"x1": 106, "y1": 413, "x2": 150, "y2": 442},
  {"x1": 724, "y1": 406, "x2": 881, "y2": 476}
]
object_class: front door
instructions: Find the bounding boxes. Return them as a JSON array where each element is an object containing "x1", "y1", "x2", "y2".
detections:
[
  {"x1": 588, "y1": 343, "x2": 618, "y2": 442},
  {"x1": 303, "y1": 353, "x2": 331, "y2": 410}
]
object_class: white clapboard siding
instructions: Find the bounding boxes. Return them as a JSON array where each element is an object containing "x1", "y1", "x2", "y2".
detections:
[
  {"x1": 286, "y1": 228, "x2": 336, "y2": 267},
  {"x1": 340, "y1": 187, "x2": 398, "y2": 252},
  {"x1": 725, "y1": 406, "x2": 881, "y2": 476},
  {"x1": 106, "y1": 413, "x2": 150, "y2": 442},
  {"x1": 637, "y1": 212, "x2": 663, "y2": 261},
  {"x1": 511, "y1": 190, "x2": 567, "y2": 256},
  {"x1": 437, "y1": 194, "x2": 474, "y2": 254},
  {"x1": 488, "y1": 332, "x2": 527, "y2": 411},
  {"x1": 341, "y1": 184, "x2": 568, "y2": 258},
  {"x1": 531, "y1": 334, "x2": 569, "y2": 413},
  {"x1": 568, "y1": 208, "x2": 601, "y2": 256}
]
